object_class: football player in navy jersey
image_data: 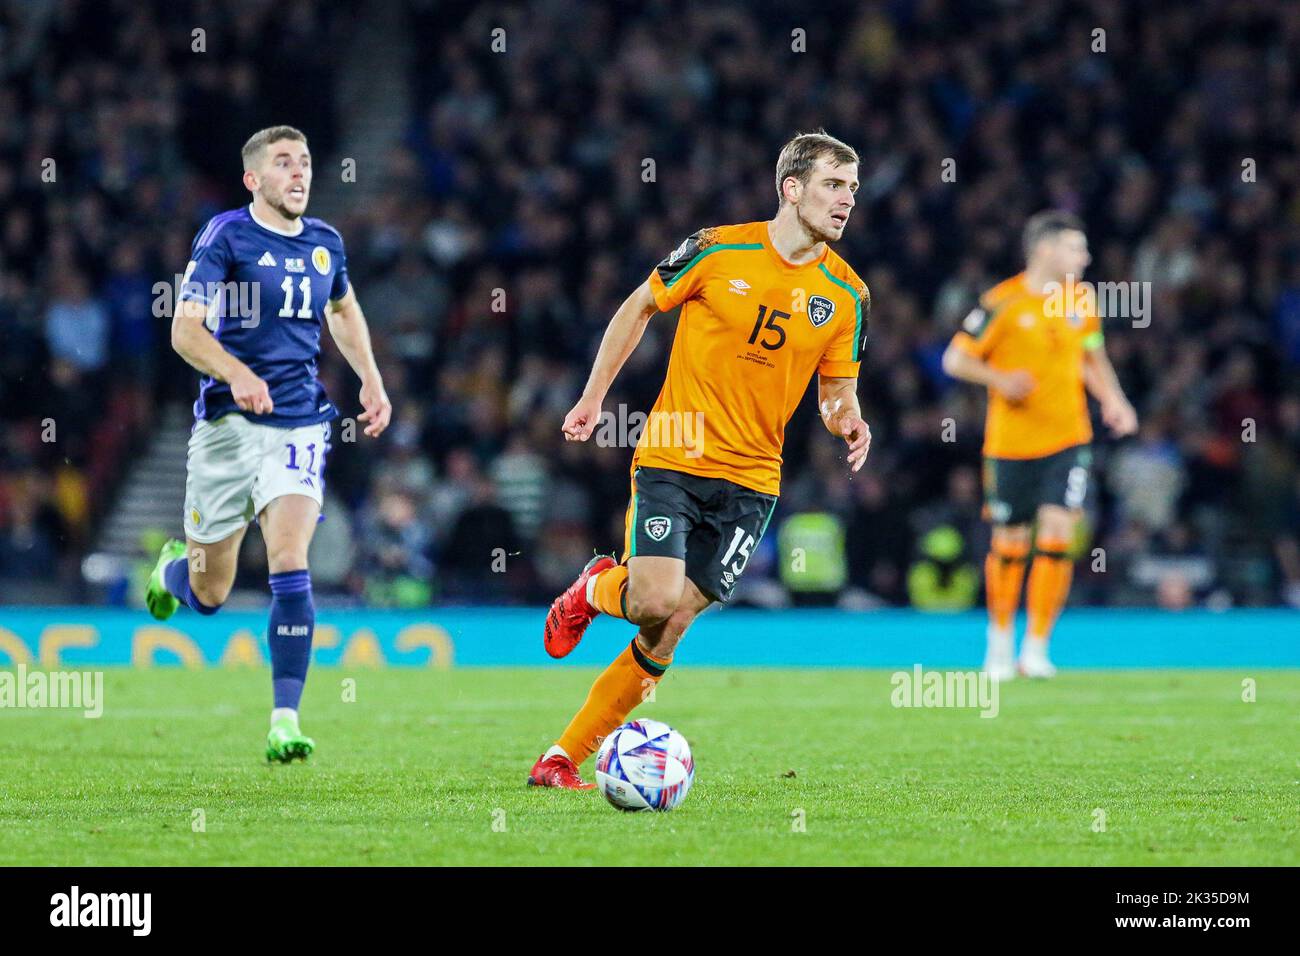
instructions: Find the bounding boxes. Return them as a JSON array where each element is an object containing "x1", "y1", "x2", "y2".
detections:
[{"x1": 145, "y1": 125, "x2": 391, "y2": 762}]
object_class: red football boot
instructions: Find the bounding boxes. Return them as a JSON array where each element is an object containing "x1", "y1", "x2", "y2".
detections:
[
  {"x1": 527, "y1": 752, "x2": 596, "y2": 790},
  {"x1": 543, "y1": 554, "x2": 617, "y2": 659}
]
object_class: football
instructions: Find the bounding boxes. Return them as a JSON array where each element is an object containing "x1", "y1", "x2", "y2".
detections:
[{"x1": 594, "y1": 719, "x2": 695, "y2": 812}]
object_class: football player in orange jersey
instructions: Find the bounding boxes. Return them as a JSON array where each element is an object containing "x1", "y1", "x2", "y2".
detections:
[
  {"x1": 942, "y1": 211, "x2": 1138, "y2": 680},
  {"x1": 527, "y1": 131, "x2": 872, "y2": 789}
]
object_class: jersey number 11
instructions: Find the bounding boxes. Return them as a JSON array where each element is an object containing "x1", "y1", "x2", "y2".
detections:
[{"x1": 278, "y1": 276, "x2": 313, "y2": 319}]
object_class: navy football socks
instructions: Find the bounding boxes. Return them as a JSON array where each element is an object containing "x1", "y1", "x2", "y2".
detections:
[
  {"x1": 268, "y1": 569, "x2": 315, "y2": 710},
  {"x1": 163, "y1": 556, "x2": 221, "y2": 615}
]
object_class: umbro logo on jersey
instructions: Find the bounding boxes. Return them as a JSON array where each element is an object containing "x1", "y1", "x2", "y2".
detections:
[
  {"x1": 258, "y1": 252, "x2": 277, "y2": 267},
  {"x1": 285, "y1": 258, "x2": 306, "y2": 273},
  {"x1": 728, "y1": 279, "x2": 751, "y2": 295}
]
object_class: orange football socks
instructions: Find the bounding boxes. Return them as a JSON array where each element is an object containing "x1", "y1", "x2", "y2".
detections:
[
  {"x1": 1026, "y1": 537, "x2": 1073, "y2": 642},
  {"x1": 556, "y1": 638, "x2": 671, "y2": 765},
  {"x1": 590, "y1": 564, "x2": 630, "y2": 619},
  {"x1": 985, "y1": 539, "x2": 1030, "y2": 632}
]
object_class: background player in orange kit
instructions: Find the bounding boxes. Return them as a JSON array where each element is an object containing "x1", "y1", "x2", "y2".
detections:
[
  {"x1": 943, "y1": 211, "x2": 1138, "y2": 680},
  {"x1": 527, "y1": 131, "x2": 872, "y2": 788}
]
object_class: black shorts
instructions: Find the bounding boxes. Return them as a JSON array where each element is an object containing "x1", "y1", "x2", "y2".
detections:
[
  {"x1": 622, "y1": 465, "x2": 778, "y2": 604},
  {"x1": 982, "y1": 444, "x2": 1092, "y2": 526}
]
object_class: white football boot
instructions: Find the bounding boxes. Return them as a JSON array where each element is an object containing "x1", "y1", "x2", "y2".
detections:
[{"x1": 1018, "y1": 636, "x2": 1057, "y2": 678}]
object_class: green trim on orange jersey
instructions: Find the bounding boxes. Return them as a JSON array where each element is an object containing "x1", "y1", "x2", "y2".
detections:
[
  {"x1": 817, "y1": 263, "x2": 864, "y2": 360},
  {"x1": 663, "y1": 243, "x2": 764, "y2": 289},
  {"x1": 628, "y1": 472, "x2": 640, "y2": 557}
]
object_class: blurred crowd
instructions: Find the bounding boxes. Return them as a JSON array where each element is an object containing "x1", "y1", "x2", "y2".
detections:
[{"x1": 3, "y1": 0, "x2": 1299, "y2": 610}]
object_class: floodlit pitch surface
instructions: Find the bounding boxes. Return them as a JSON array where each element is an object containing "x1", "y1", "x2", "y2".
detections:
[{"x1": 0, "y1": 667, "x2": 1295, "y2": 865}]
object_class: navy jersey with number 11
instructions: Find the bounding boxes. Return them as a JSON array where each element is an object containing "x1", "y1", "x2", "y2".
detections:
[{"x1": 178, "y1": 204, "x2": 348, "y2": 427}]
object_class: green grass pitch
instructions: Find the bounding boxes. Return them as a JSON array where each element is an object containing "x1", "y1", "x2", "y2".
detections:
[{"x1": 1, "y1": 667, "x2": 1296, "y2": 865}]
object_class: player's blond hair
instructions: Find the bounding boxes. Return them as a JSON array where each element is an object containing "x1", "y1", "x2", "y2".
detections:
[
  {"x1": 241, "y1": 126, "x2": 308, "y2": 171},
  {"x1": 774, "y1": 130, "x2": 859, "y2": 206}
]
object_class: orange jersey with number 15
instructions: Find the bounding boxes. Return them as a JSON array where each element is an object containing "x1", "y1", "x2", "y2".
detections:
[
  {"x1": 949, "y1": 272, "x2": 1103, "y2": 460},
  {"x1": 638, "y1": 221, "x2": 869, "y2": 496}
]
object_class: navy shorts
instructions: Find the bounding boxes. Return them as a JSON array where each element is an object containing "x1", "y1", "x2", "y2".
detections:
[
  {"x1": 982, "y1": 444, "x2": 1092, "y2": 526},
  {"x1": 622, "y1": 465, "x2": 777, "y2": 603}
]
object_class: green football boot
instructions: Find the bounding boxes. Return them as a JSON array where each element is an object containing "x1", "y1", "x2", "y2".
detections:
[
  {"x1": 266, "y1": 716, "x2": 315, "y2": 763},
  {"x1": 145, "y1": 538, "x2": 187, "y2": 621}
]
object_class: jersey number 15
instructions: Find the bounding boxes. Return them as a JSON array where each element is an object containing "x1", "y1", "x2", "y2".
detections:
[{"x1": 748, "y1": 304, "x2": 789, "y2": 351}]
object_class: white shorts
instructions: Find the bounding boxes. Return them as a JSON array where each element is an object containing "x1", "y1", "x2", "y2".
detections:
[{"x1": 183, "y1": 414, "x2": 331, "y2": 544}]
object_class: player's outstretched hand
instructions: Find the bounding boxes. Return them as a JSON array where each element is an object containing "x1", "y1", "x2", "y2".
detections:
[
  {"x1": 358, "y1": 377, "x2": 392, "y2": 438},
  {"x1": 562, "y1": 394, "x2": 603, "y2": 441},
  {"x1": 231, "y1": 368, "x2": 273, "y2": 416},
  {"x1": 841, "y1": 416, "x2": 872, "y2": 472},
  {"x1": 1102, "y1": 398, "x2": 1138, "y2": 438},
  {"x1": 995, "y1": 369, "x2": 1035, "y2": 403}
]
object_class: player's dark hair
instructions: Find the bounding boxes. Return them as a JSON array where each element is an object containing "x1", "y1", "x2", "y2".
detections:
[
  {"x1": 241, "y1": 125, "x2": 308, "y2": 170},
  {"x1": 775, "y1": 130, "x2": 859, "y2": 206},
  {"x1": 1022, "y1": 210, "x2": 1086, "y2": 259}
]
